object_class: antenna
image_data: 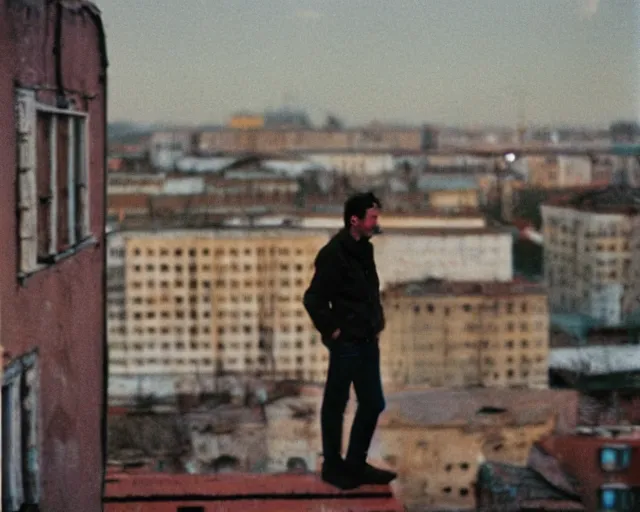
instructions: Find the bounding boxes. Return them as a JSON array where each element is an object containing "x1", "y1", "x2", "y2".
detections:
[{"x1": 517, "y1": 88, "x2": 526, "y2": 144}]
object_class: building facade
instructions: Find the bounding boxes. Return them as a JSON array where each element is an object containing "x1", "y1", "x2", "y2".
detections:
[
  {"x1": 380, "y1": 280, "x2": 549, "y2": 389},
  {"x1": 373, "y1": 388, "x2": 577, "y2": 511},
  {"x1": 0, "y1": 1, "x2": 107, "y2": 510},
  {"x1": 305, "y1": 151, "x2": 395, "y2": 176},
  {"x1": 373, "y1": 228, "x2": 513, "y2": 287},
  {"x1": 107, "y1": 229, "x2": 330, "y2": 382},
  {"x1": 541, "y1": 188, "x2": 640, "y2": 326},
  {"x1": 148, "y1": 130, "x2": 194, "y2": 170},
  {"x1": 525, "y1": 156, "x2": 593, "y2": 188},
  {"x1": 195, "y1": 126, "x2": 430, "y2": 154}
]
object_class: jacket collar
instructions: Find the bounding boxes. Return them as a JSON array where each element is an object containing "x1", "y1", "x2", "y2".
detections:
[{"x1": 337, "y1": 228, "x2": 372, "y2": 258}]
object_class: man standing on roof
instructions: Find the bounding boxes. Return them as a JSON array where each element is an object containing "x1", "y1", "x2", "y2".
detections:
[{"x1": 303, "y1": 192, "x2": 397, "y2": 490}]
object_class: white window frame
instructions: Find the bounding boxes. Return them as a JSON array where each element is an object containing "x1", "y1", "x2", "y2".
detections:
[
  {"x1": 2, "y1": 350, "x2": 40, "y2": 512},
  {"x1": 15, "y1": 88, "x2": 93, "y2": 277}
]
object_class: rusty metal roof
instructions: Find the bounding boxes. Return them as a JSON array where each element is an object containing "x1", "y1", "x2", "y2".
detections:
[{"x1": 478, "y1": 462, "x2": 584, "y2": 510}]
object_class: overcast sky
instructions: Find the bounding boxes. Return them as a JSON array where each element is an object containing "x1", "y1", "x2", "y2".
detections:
[{"x1": 99, "y1": 0, "x2": 639, "y2": 128}]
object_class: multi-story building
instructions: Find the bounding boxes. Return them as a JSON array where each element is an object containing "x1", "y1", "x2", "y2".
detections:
[
  {"x1": 477, "y1": 427, "x2": 640, "y2": 511},
  {"x1": 107, "y1": 229, "x2": 329, "y2": 382},
  {"x1": 373, "y1": 227, "x2": 513, "y2": 287},
  {"x1": 148, "y1": 130, "x2": 194, "y2": 170},
  {"x1": 524, "y1": 155, "x2": 593, "y2": 188},
  {"x1": 426, "y1": 189, "x2": 479, "y2": 211},
  {"x1": 541, "y1": 187, "x2": 640, "y2": 326},
  {"x1": 195, "y1": 126, "x2": 433, "y2": 154},
  {"x1": 380, "y1": 279, "x2": 549, "y2": 389},
  {"x1": 107, "y1": 218, "x2": 513, "y2": 385},
  {"x1": 0, "y1": 1, "x2": 107, "y2": 510},
  {"x1": 304, "y1": 150, "x2": 395, "y2": 176},
  {"x1": 228, "y1": 112, "x2": 265, "y2": 130},
  {"x1": 373, "y1": 388, "x2": 577, "y2": 511}
]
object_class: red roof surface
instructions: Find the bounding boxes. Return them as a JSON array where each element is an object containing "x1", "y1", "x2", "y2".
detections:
[{"x1": 104, "y1": 473, "x2": 404, "y2": 512}]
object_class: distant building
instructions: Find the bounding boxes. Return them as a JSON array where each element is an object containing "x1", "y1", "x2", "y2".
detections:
[
  {"x1": 149, "y1": 131, "x2": 194, "y2": 170},
  {"x1": 264, "y1": 108, "x2": 312, "y2": 129},
  {"x1": 549, "y1": 344, "x2": 640, "y2": 426},
  {"x1": 523, "y1": 156, "x2": 593, "y2": 188},
  {"x1": 372, "y1": 227, "x2": 513, "y2": 287},
  {"x1": 304, "y1": 150, "x2": 395, "y2": 176},
  {"x1": 195, "y1": 126, "x2": 433, "y2": 154},
  {"x1": 1, "y1": 1, "x2": 107, "y2": 510},
  {"x1": 228, "y1": 112, "x2": 265, "y2": 130},
  {"x1": 106, "y1": 214, "x2": 511, "y2": 386},
  {"x1": 541, "y1": 187, "x2": 640, "y2": 326},
  {"x1": 380, "y1": 279, "x2": 549, "y2": 389},
  {"x1": 477, "y1": 427, "x2": 640, "y2": 511},
  {"x1": 107, "y1": 229, "x2": 329, "y2": 382},
  {"x1": 376, "y1": 388, "x2": 578, "y2": 511}
]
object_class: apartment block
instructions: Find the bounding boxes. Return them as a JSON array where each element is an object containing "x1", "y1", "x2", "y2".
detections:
[
  {"x1": 194, "y1": 126, "x2": 432, "y2": 154},
  {"x1": 525, "y1": 156, "x2": 592, "y2": 188},
  {"x1": 541, "y1": 187, "x2": 640, "y2": 325},
  {"x1": 107, "y1": 213, "x2": 514, "y2": 384},
  {"x1": 373, "y1": 227, "x2": 513, "y2": 287},
  {"x1": 107, "y1": 229, "x2": 330, "y2": 382},
  {"x1": 379, "y1": 279, "x2": 549, "y2": 389},
  {"x1": 372, "y1": 388, "x2": 577, "y2": 511}
]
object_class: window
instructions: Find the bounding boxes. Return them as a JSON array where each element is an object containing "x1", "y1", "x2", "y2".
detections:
[
  {"x1": 16, "y1": 89, "x2": 91, "y2": 276},
  {"x1": 3, "y1": 351, "x2": 40, "y2": 511},
  {"x1": 599, "y1": 484, "x2": 634, "y2": 511},
  {"x1": 600, "y1": 445, "x2": 632, "y2": 472}
]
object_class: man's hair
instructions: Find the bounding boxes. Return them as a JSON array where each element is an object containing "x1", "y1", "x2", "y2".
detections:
[{"x1": 343, "y1": 191, "x2": 382, "y2": 228}]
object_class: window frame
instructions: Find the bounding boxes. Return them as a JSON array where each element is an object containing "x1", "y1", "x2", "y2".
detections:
[
  {"x1": 2, "y1": 350, "x2": 40, "y2": 512},
  {"x1": 15, "y1": 88, "x2": 95, "y2": 279}
]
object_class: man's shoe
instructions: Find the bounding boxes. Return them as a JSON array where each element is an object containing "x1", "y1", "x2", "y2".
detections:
[
  {"x1": 321, "y1": 461, "x2": 361, "y2": 490},
  {"x1": 346, "y1": 460, "x2": 397, "y2": 485}
]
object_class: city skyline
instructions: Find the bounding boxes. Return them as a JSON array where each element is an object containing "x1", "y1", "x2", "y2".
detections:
[{"x1": 100, "y1": 0, "x2": 639, "y2": 128}]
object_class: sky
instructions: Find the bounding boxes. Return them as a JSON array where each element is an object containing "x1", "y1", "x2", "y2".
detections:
[{"x1": 99, "y1": 0, "x2": 639, "y2": 128}]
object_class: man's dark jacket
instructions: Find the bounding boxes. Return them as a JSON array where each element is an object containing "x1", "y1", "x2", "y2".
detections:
[{"x1": 303, "y1": 228, "x2": 385, "y2": 343}]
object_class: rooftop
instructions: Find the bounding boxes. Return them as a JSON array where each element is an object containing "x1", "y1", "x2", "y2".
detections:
[
  {"x1": 103, "y1": 473, "x2": 404, "y2": 512},
  {"x1": 477, "y1": 462, "x2": 584, "y2": 511},
  {"x1": 544, "y1": 185, "x2": 640, "y2": 214},
  {"x1": 381, "y1": 388, "x2": 577, "y2": 431},
  {"x1": 549, "y1": 346, "x2": 640, "y2": 375},
  {"x1": 383, "y1": 278, "x2": 546, "y2": 298}
]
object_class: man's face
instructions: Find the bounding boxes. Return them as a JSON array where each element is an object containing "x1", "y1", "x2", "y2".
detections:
[{"x1": 353, "y1": 206, "x2": 380, "y2": 238}]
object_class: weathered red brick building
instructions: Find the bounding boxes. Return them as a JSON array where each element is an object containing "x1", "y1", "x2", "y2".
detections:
[
  {"x1": 477, "y1": 428, "x2": 640, "y2": 511},
  {"x1": 0, "y1": 1, "x2": 107, "y2": 511}
]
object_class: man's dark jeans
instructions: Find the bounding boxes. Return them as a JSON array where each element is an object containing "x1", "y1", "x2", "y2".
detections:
[{"x1": 321, "y1": 337, "x2": 386, "y2": 467}]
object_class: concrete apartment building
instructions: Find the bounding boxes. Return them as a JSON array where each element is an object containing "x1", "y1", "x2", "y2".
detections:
[
  {"x1": 107, "y1": 215, "x2": 514, "y2": 385},
  {"x1": 108, "y1": 229, "x2": 330, "y2": 381},
  {"x1": 0, "y1": 1, "x2": 107, "y2": 510},
  {"x1": 376, "y1": 388, "x2": 577, "y2": 511},
  {"x1": 304, "y1": 150, "x2": 395, "y2": 176},
  {"x1": 194, "y1": 125, "x2": 433, "y2": 154},
  {"x1": 522, "y1": 155, "x2": 593, "y2": 188},
  {"x1": 541, "y1": 187, "x2": 640, "y2": 326},
  {"x1": 380, "y1": 280, "x2": 549, "y2": 389},
  {"x1": 373, "y1": 227, "x2": 513, "y2": 287}
]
